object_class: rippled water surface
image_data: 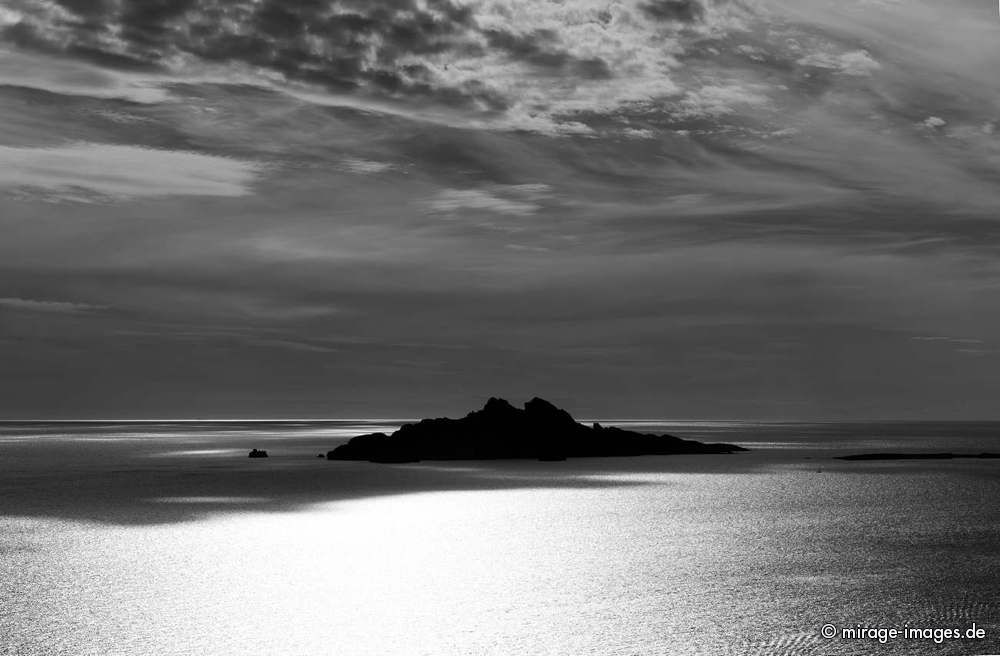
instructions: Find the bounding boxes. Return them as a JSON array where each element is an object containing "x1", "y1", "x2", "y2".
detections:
[{"x1": 1, "y1": 421, "x2": 998, "y2": 655}]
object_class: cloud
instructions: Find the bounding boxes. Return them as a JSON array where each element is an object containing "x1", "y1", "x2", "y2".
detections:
[
  {"x1": 0, "y1": 143, "x2": 261, "y2": 198},
  {"x1": 623, "y1": 127, "x2": 655, "y2": 138},
  {"x1": 955, "y1": 348, "x2": 997, "y2": 357},
  {"x1": 0, "y1": 48, "x2": 169, "y2": 103},
  {"x1": 1, "y1": 0, "x2": 750, "y2": 134},
  {"x1": 674, "y1": 83, "x2": 771, "y2": 118},
  {"x1": 0, "y1": 7, "x2": 22, "y2": 26},
  {"x1": 2, "y1": 0, "x2": 996, "y2": 144},
  {"x1": 3, "y1": 0, "x2": 493, "y2": 105},
  {"x1": 640, "y1": 0, "x2": 706, "y2": 22},
  {"x1": 797, "y1": 50, "x2": 880, "y2": 77},
  {"x1": 912, "y1": 336, "x2": 984, "y2": 345},
  {"x1": 427, "y1": 188, "x2": 542, "y2": 217},
  {"x1": 481, "y1": 28, "x2": 612, "y2": 79},
  {"x1": 338, "y1": 158, "x2": 396, "y2": 174},
  {"x1": 0, "y1": 297, "x2": 104, "y2": 313}
]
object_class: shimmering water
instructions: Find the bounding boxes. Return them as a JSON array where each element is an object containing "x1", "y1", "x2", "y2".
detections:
[{"x1": 1, "y1": 421, "x2": 998, "y2": 655}]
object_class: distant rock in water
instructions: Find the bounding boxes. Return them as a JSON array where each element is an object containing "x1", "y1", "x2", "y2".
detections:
[
  {"x1": 327, "y1": 397, "x2": 747, "y2": 463},
  {"x1": 837, "y1": 452, "x2": 1000, "y2": 461},
  {"x1": 248, "y1": 449, "x2": 269, "y2": 458}
]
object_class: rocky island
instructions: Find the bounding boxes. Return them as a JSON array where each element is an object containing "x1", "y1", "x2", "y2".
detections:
[{"x1": 327, "y1": 397, "x2": 747, "y2": 463}]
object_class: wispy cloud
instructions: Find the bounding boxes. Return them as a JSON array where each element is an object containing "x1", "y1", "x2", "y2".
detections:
[
  {"x1": 337, "y1": 158, "x2": 397, "y2": 175},
  {"x1": 427, "y1": 186, "x2": 548, "y2": 217},
  {"x1": 912, "y1": 336, "x2": 984, "y2": 345},
  {"x1": 796, "y1": 49, "x2": 880, "y2": 76},
  {"x1": 0, "y1": 143, "x2": 261, "y2": 199},
  {"x1": 0, "y1": 297, "x2": 104, "y2": 313},
  {"x1": 0, "y1": 48, "x2": 170, "y2": 103}
]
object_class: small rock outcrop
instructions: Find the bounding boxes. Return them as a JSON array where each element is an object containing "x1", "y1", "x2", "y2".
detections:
[
  {"x1": 327, "y1": 397, "x2": 746, "y2": 463},
  {"x1": 248, "y1": 449, "x2": 269, "y2": 458}
]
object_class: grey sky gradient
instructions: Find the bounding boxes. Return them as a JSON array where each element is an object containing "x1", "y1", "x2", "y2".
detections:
[{"x1": 1, "y1": 0, "x2": 999, "y2": 419}]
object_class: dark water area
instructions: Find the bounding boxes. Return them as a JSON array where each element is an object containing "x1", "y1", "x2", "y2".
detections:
[{"x1": 2, "y1": 419, "x2": 996, "y2": 526}]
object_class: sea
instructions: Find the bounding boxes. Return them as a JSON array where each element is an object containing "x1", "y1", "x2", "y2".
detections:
[{"x1": 1, "y1": 420, "x2": 997, "y2": 656}]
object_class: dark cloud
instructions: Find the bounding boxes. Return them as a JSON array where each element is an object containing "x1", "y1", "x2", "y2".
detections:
[
  {"x1": 483, "y1": 28, "x2": 612, "y2": 79},
  {"x1": 6, "y1": 0, "x2": 501, "y2": 107},
  {"x1": 6, "y1": 0, "x2": 622, "y2": 112},
  {"x1": 182, "y1": 0, "x2": 479, "y2": 102},
  {"x1": 2, "y1": 21, "x2": 162, "y2": 72},
  {"x1": 639, "y1": 0, "x2": 706, "y2": 22}
]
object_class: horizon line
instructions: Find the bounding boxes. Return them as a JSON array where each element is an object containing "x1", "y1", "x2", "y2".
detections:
[{"x1": 2, "y1": 417, "x2": 1000, "y2": 424}]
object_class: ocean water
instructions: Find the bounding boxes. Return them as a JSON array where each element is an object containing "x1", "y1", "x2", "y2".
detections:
[{"x1": 1, "y1": 420, "x2": 998, "y2": 656}]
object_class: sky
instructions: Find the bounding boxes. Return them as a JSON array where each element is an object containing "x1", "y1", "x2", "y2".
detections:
[{"x1": 1, "y1": 0, "x2": 999, "y2": 419}]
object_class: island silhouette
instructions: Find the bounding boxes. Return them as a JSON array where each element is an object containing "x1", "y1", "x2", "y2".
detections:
[{"x1": 327, "y1": 397, "x2": 747, "y2": 463}]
